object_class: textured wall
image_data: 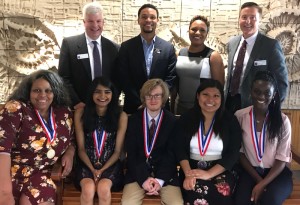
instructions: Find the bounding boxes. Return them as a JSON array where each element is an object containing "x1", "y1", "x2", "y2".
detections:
[{"x1": 0, "y1": 0, "x2": 299, "y2": 108}]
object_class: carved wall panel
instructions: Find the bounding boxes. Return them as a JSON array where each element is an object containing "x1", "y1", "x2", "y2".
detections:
[{"x1": 0, "y1": 0, "x2": 299, "y2": 108}]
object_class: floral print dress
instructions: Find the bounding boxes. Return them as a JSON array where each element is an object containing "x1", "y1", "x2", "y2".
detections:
[{"x1": 0, "y1": 100, "x2": 74, "y2": 204}]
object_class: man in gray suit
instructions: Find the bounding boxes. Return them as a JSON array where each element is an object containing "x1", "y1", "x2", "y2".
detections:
[
  {"x1": 58, "y1": 1, "x2": 119, "y2": 110},
  {"x1": 225, "y1": 2, "x2": 288, "y2": 113},
  {"x1": 118, "y1": 4, "x2": 177, "y2": 114}
]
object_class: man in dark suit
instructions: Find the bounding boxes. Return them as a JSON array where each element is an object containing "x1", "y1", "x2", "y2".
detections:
[
  {"x1": 58, "y1": 1, "x2": 119, "y2": 110},
  {"x1": 122, "y1": 79, "x2": 183, "y2": 205},
  {"x1": 118, "y1": 3, "x2": 177, "y2": 114},
  {"x1": 225, "y1": 2, "x2": 288, "y2": 113}
]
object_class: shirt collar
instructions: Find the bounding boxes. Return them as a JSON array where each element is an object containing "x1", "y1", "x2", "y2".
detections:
[
  {"x1": 242, "y1": 30, "x2": 258, "y2": 45},
  {"x1": 146, "y1": 109, "x2": 160, "y2": 123},
  {"x1": 85, "y1": 33, "x2": 102, "y2": 46},
  {"x1": 140, "y1": 35, "x2": 156, "y2": 45}
]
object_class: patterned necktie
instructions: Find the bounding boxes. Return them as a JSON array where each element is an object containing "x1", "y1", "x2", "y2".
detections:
[
  {"x1": 230, "y1": 40, "x2": 247, "y2": 96},
  {"x1": 149, "y1": 119, "x2": 156, "y2": 147},
  {"x1": 92, "y1": 41, "x2": 102, "y2": 78}
]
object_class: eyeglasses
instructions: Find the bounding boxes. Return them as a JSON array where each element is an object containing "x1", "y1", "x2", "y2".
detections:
[{"x1": 145, "y1": 94, "x2": 163, "y2": 100}]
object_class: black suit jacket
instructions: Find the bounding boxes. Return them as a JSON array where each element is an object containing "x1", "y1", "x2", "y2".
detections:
[
  {"x1": 58, "y1": 33, "x2": 119, "y2": 106},
  {"x1": 124, "y1": 109, "x2": 179, "y2": 187},
  {"x1": 118, "y1": 35, "x2": 177, "y2": 114}
]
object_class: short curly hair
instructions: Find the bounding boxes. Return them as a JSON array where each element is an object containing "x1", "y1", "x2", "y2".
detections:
[{"x1": 189, "y1": 15, "x2": 210, "y2": 32}]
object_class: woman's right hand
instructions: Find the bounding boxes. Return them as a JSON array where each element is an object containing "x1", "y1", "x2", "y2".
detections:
[{"x1": 183, "y1": 175, "x2": 196, "y2": 190}]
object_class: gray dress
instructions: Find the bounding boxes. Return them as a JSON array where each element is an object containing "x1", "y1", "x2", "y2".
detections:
[{"x1": 175, "y1": 46, "x2": 214, "y2": 114}]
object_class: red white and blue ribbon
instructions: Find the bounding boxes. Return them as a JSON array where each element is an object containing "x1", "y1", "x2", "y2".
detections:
[
  {"x1": 250, "y1": 108, "x2": 268, "y2": 162},
  {"x1": 35, "y1": 107, "x2": 57, "y2": 144},
  {"x1": 93, "y1": 129, "x2": 107, "y2": 158},
  {"x1": 143, "y1": 108, "x2": 164, "y2": 158},
  {"x1": 197, "y1": 117, "x2": 215, "y2": 156}
]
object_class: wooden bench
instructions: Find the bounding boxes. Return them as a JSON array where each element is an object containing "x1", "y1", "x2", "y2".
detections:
[{"x1": 51, "y1": 145, "x2": 300, "y2": 205}]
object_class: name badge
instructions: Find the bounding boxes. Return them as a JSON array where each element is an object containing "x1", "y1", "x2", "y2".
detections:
[
  {"x1": 254, "y1": 60, "x2": 267, "y2": 66},
  {"x1": 77, "y1": 53, "x2": 89, "y2": 59}
]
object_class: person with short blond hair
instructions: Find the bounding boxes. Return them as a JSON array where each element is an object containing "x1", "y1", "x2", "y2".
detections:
[{"x1": 122, "y1": 79, "x2": 183, "y2": 205}]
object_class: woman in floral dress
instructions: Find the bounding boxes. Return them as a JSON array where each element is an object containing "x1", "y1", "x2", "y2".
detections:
[
  {"x1": 173, "y1": 79, "x2": 242, "y2": 205},
  {"x1": 73, "y1": 77, "x2": 127, "y2": 205},
  {"x1": 0, "y1": 70, "x2": 75, "y2": 205}
]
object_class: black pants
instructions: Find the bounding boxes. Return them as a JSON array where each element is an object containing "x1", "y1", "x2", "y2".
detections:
[{"x1": 234, "y1": 166, "x2": 293, "y2": 205}]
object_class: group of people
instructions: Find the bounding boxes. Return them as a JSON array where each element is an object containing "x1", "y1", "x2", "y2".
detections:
[{"x1": 0, "y1": 1, "x2": 292, "y2": 205}]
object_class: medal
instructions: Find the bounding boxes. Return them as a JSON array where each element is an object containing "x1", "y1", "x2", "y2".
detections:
[
  {"x1": 143, "y1": 108, "x2": 163, "y2": 159},
  {"x1": 93, "y1": 128, "x2": 107, "y2": 167},
  {"x1": 250, "y1": 108, "x2": 268, "y2": 163},
  {"x1": 197, "y1": 160, "x2": 207, "y2": 169},
  {"x1": 256, "y1": 166, "x2": 264, "y2": 175},
  {"x1": 35, "y1": 107, "x2": 57, "y2": 159},
  {"x1": 47, "y1": 149, "x2": 55, "y2": 159},
  {"x1": 95, "y1": 159, "x2": 102, "y2": 169}
]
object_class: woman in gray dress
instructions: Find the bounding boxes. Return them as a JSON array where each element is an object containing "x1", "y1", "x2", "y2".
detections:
[{"x1": 173, "y1": 15, "x2": 225, "y2": 115}]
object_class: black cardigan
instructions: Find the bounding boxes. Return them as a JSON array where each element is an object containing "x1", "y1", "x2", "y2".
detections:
[{"x1": 173, "y1": 109, "x2": 242, "y2": 171}]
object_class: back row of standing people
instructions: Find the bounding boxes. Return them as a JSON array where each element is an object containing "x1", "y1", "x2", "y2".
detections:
[{"x1": 58, "y1": 1, "x2": 288, "y2": 116}]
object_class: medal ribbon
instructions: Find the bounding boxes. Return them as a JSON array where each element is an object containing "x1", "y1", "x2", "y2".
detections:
[
  {"x1": 35, "y1": 107, "x2": 57, "y2": 144},
  {"x1": 93, "y1": 129, "x2": 107, "y2": 158},
  {"x1": 143, "y1": 108, "x2": 164, "y2": 158},
  {"x1": 250, "y1": 108, "x2": 268, "y2": 162},
  {"x1": 197, "y1": 116, "x2": 215, "y2": 156}
]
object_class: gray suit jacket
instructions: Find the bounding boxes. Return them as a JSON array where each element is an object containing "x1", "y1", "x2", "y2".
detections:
[
  {"x1": 225, "y1": 32, "x2": 288, "y2": 108},
  {"x1": 58, "y1": 33, "x2": 119, "y2": 106}
]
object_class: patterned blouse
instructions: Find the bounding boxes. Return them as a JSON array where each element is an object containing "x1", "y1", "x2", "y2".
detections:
[{"x1": 0, "y1": 100, "x2": 74, "y2": 178}]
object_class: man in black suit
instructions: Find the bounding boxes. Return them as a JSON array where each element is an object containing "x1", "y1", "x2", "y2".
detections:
[
  {"x1": 225, "y1": 2, "x2": 288, "y2": 113},
  {"x1": 58, "y1": 1, "x2": 119, "y2": 110},
  {"x1": 122, "y1": 79, "x2": 183, "y2": 205},
  {"x1": 118, "y1": 4, "x2": 177, "y2": 114}
]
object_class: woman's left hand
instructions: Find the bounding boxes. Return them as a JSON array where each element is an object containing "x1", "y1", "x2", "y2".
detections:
[
  {"x1": 61, "y1": 146, "x2": 75, "y2": 178},
  {"x1": 251, "y1": 182, "x2": 266, "y2": 203}
]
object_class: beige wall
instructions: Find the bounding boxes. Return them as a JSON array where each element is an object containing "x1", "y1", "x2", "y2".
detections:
[{"x1": 0, "y1": 0, "x2": 299, "y2": 108}]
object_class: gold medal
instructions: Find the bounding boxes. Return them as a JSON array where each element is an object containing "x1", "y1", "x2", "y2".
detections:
[{"x1": 47, "y1": 149, "x2": 55, "y2": 159}]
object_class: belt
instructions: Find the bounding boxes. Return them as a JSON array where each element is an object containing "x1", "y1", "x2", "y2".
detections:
[{"x1": 190, "y1": 153, "x2": 222, "y2": 161}]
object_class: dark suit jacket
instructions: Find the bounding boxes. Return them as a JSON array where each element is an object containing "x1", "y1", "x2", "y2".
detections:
[
  {"x1": 124, "y1": 109, "x2": 179, "y2": 187},
  {"x1": 225, "y1": 32, "x2": 288, "y2": 108},
  {"x1": 58, "y1": 33, "x2": 119, "y2": 107},
  {"x1": 118, "y1": 35, "x2": 177, "y2": 114}
]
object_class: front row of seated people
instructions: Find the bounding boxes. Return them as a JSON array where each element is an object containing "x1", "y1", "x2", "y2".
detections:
[{"x1": 0, "y1": 70, "x2": 293, "y2": 205}]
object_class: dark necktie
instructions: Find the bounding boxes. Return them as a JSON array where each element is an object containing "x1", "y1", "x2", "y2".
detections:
[
  {"x1": 230, "y1": 40, "x2": 247, "y2": 96},
  {"x1": 148, "y1": 119, "x2": 156, "y2": 147},
  {"x1": 92, "y1": 41, "x2": 102, "y2": 78}
]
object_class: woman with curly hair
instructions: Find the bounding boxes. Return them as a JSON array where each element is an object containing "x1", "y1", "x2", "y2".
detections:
[{"x1": 0, "y1": 70, "x2": 75, "y2": 205}]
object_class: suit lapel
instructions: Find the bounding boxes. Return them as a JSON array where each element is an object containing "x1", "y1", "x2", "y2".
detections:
[
  {"x1": 150, "y1": 37, "x2": 161, "y2": 77},
  {"x1": 135, "y1": 36, "x2": 148, "y2": 78},
  {"x1": 227, "y1": 36, "x2": 241, "y2": 88},
  {"x1": 243, "y1": 33, "x2": 263, "y2": 79},
  {"x1": 101, "y1": 37, "x2": 108, "y2": 76},
  {"x1": 77, "y1": 34, "x2": 92, "y2": 80}
]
